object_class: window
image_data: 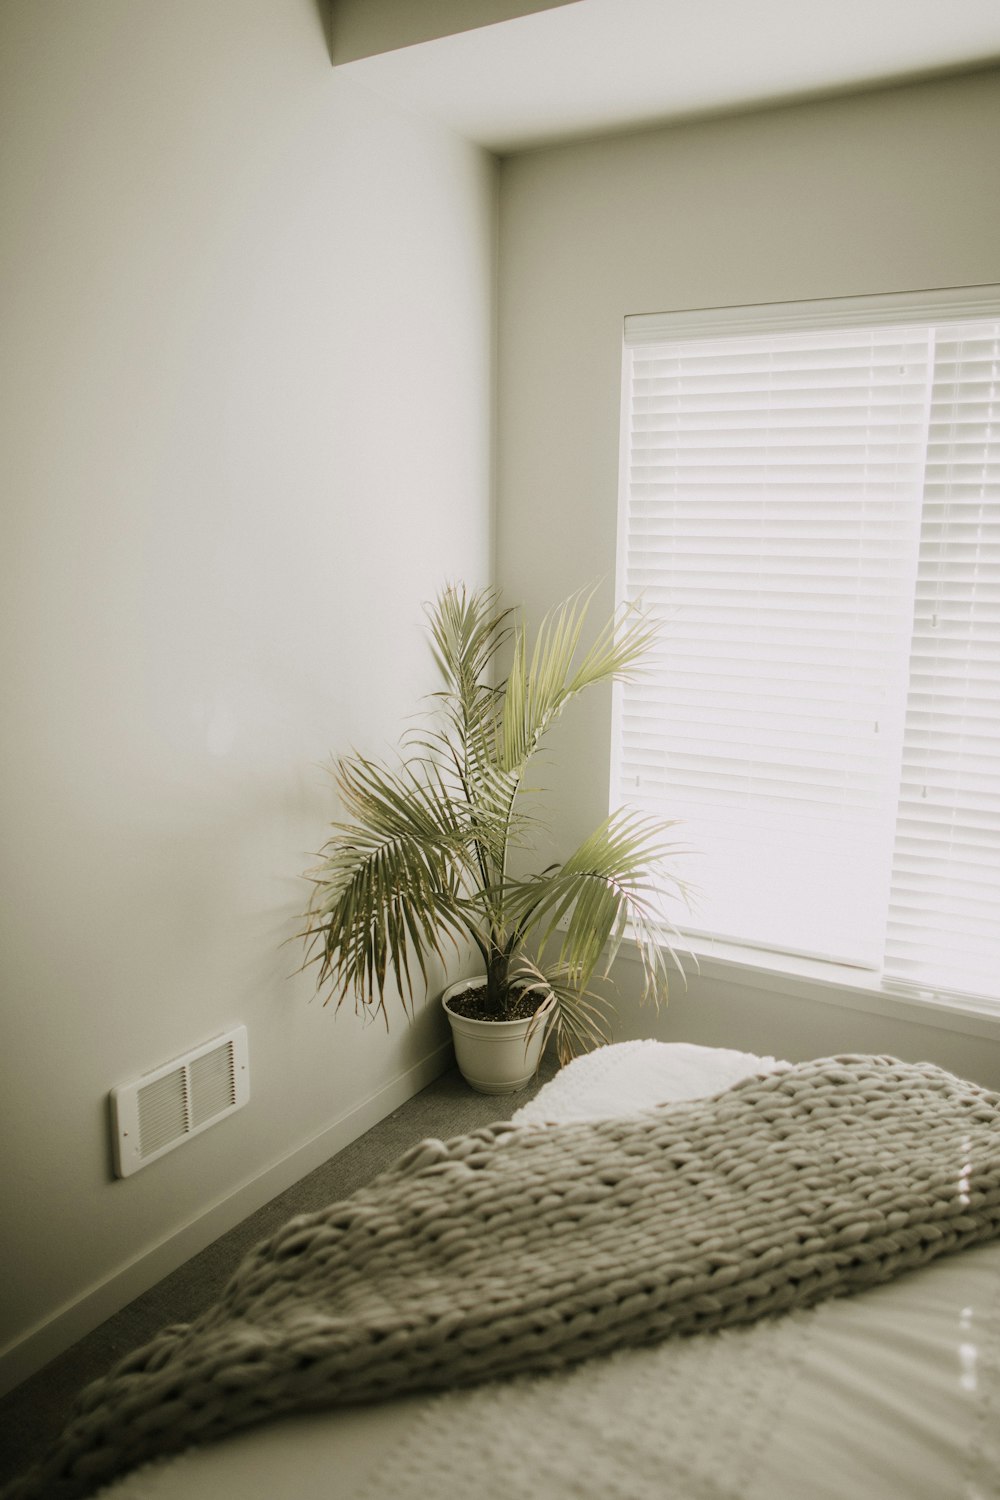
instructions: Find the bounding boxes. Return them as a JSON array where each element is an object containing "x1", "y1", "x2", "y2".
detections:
[{"x1": 615, "y1": 286, "x2": 1000, "y2": 1006}]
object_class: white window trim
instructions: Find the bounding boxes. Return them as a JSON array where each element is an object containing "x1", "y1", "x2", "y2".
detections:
[
  {"x1": 616, "y1": 929, "x2": 1000, "y2": 1043},
  {"x1": 625, "y1": 282, "x2": 1000, "y2": 343}
]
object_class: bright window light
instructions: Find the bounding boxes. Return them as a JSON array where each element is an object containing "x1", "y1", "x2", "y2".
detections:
[{"x1": 615, "y1": 286, "x2": 1000, "y2": 1005}]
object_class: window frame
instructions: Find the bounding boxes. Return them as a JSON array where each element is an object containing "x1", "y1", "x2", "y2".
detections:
[{"x1": 613, "y1": 281, "x2": 1000, "y2": 1015}]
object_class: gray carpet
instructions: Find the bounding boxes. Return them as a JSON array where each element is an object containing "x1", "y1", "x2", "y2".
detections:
[{"x1": 0, "y1": 1058, "x2": 557, "y2": 1491}]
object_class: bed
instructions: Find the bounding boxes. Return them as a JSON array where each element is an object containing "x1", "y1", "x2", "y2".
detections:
[{"x1": 10, "y1": 1042, "x2": 1000, "y2": 1499}]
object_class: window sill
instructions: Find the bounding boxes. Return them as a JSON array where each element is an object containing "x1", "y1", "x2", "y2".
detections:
[{"x1": 621, "y1": 931, "x2": 1000, "y2": 1043}]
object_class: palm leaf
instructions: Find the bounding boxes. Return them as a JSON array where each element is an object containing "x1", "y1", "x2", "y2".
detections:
[
  {"x1": 500, "y1": 590, "x2": 590, "y2": 771},
  {"x1": 565, "y1": 597, "x2": 662, "y2": 695},
  {"x1": 509, "y1": 807, "x2": 693, "y2": 1003},
  {"x1": 425, "y1": 583, "x2": 512, "y2": 706},
  {"x1": 500, "y1": 590, "x2": 664, "y2": 775},
  {"x1": 302, "y1": 754, "x2": 480, "y2": 1018},
  {"x1": 424, "y1": 585, "x2": 510, "y2": 785},
  {"x1": 509, "y1": 955, "x2": 615, "y2": 1065},
  {"x1": 419, "y1": 585, "x2": 521, "y2": 883}
]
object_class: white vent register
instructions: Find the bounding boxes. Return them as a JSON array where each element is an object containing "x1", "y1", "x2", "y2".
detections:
[{"x1": 111, "y1": 1026, "x2": 249, "y2": 1178}]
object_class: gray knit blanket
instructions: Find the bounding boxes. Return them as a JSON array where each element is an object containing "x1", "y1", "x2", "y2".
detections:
[{"x1": 8, "y1": 1055, "x2": 1000, "y2": 1500}]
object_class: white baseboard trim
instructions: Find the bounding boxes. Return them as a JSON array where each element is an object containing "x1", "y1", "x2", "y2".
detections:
[{"x1": 0, "y1": 1042, "x2": 452, "y2": 1398}]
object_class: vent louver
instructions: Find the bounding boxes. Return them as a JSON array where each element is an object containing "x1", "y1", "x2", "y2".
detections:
[
  {"x1": 138, "y1": 1068, "x2": 190, "y2": 1157},
  {"x1": 111, "y1": 1026, "x2": 248, "y2": 1178},
  {"x1": 190, "y1": 1043, "x2": 237, "y2": 1127}
]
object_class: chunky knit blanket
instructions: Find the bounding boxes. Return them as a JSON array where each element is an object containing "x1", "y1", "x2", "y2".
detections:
[{"x1": 8, "y1": 1055, "x2": 1000, "y2": 1500}]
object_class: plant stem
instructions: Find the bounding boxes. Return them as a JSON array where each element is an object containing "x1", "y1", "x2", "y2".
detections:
[{"x1": 485, "y1": 947, "x2": 509, "y2": 1018}]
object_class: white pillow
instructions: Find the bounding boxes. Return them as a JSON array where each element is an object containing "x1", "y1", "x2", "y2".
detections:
[{"x1": 513, "y1": 1040, "x2": 784, "y2": 1125}]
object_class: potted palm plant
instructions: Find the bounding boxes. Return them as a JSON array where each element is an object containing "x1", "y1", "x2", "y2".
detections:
[{"x1": 301, "y1": 584, "x2": 688, "y2": 1091}]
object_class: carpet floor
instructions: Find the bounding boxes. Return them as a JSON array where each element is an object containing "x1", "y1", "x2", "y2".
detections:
[{"x1": 0, "y1": 1058, "x2": 557, "y2": 1491}]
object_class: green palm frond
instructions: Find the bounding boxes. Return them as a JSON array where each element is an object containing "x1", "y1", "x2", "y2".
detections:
[
  {"x1": 565, "y1": 597, "x2": 662, "y2": 695},
  {"x1": 335, "y1": 751, "x2": 468, "y2": 850},
  {"x1": 501, "y1": 589, "x2": 591, "y2": 771},
  {"x1": 302, "y1": 754, "x2": 479, "y2": 1018},
  {"x1": 418, "y1": 585, "x2": 523, "y2": 880},
  {"x1": 424, "y1": 585, "x2": 509, "y2": 777},
  {"x1": 509, "y1": 955, "x2": 615, "y2": 1065},
  {"x1": 509, "y1": 807, "x2": 693, "y2": 1002},
  {"x1": 425, "y1": 582, "x2": 512, "y2": 707},
  {"x1": 303, "y1": 581, "x2": 690, "y2": 1051},
  {"x1": 501, "y1": 590, "x2": 663, "y2": 773}
]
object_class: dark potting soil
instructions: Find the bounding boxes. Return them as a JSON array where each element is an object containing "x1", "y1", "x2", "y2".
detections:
[{"x1": 446, "y1": 984, "x2": 543, "y2": 1023}]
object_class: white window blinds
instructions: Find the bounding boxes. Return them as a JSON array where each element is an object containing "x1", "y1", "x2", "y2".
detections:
[
  {"x1": 885, "y1": 322, "x2": 1000, "y2": 999},
  {"x1": 616, "y1": 287, "x2": 1000, "y2": 1002}
]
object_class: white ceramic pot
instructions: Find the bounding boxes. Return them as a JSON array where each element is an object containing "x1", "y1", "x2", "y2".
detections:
[{"x1": 441, "y1": 976, "x2": 554, "y2": 1095}]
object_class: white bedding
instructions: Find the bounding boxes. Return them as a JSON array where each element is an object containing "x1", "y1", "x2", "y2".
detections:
[{"x1": 97, "y1": 1043, "x2": 1000, "y2": 1499}]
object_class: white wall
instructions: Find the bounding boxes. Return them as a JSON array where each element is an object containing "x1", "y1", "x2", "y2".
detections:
[
  {"x1": 496, "y1": 71, "x2": 1000, "y2": 1078},
  {"x1": 0, "y1": 0, "x2": 496, "y2": 1388}
]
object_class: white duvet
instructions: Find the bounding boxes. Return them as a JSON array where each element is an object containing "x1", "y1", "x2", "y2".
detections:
[{"x1": 98, "y1": 1043, "x2": 1000, "y2": 1499}]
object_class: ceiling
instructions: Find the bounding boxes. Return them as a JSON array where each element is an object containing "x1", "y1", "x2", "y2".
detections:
[{"x1": 335, "y1": 0, "x2": 1000, "y2": 155}]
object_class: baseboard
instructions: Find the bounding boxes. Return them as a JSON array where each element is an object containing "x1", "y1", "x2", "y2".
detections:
[{"x1": 0, "y1": 1042, "x2": 453, "y2": 1398}]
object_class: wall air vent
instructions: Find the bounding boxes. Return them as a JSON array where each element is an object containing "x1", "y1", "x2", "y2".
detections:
[{"x1": 111, "y1": 1026, "x2": 249, "y2": 1178}]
